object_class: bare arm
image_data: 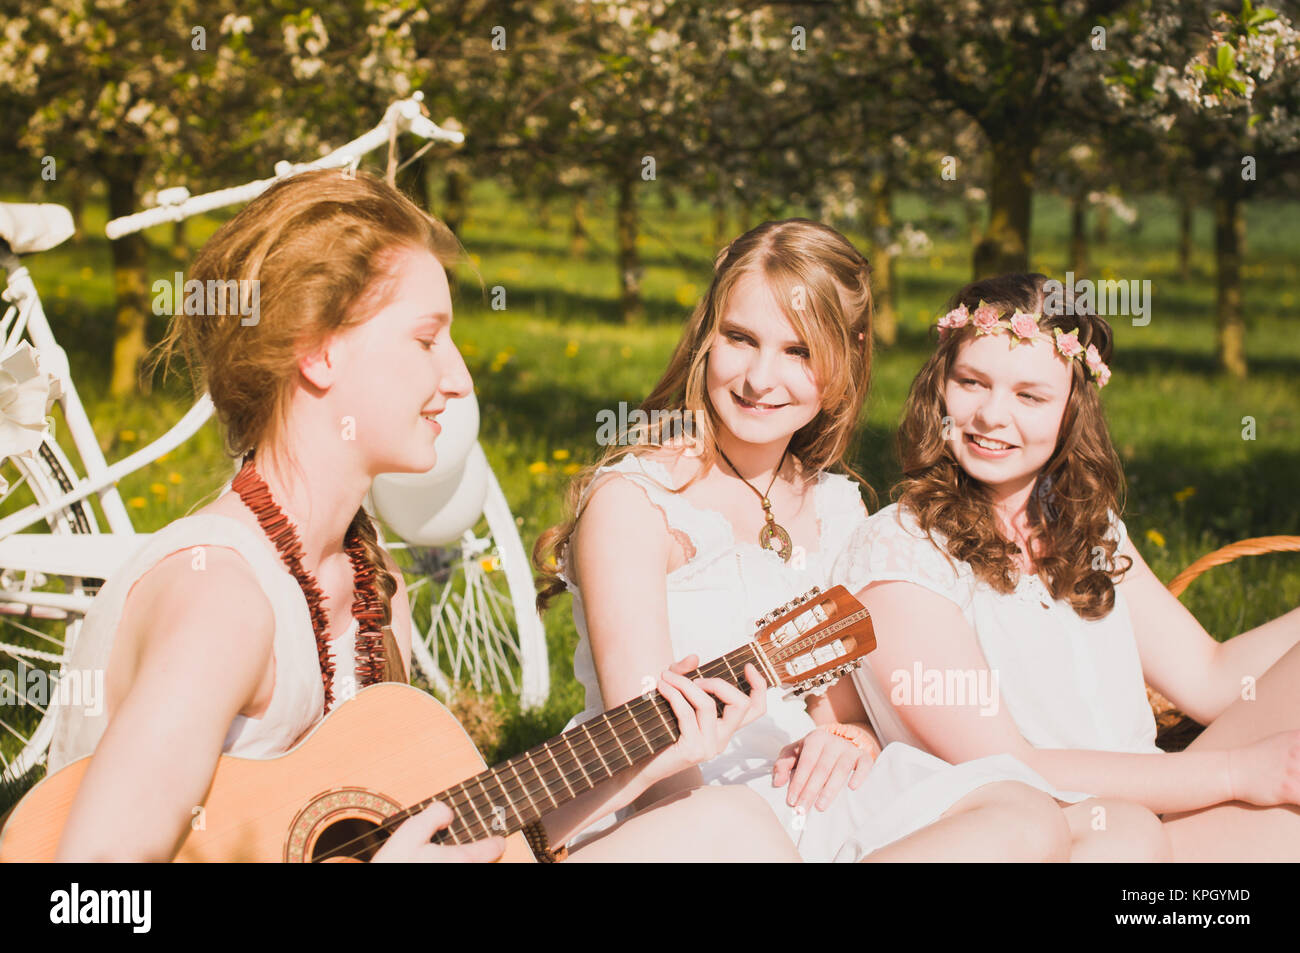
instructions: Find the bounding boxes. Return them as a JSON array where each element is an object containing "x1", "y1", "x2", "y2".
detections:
[
  {"x1": 1122, "y1": 536, "x2": 1300, "y2": 725},
  {"x1": 855, "y1": 579, "x2": 1237, "y2": 815},
  {"x1": 534, "y1": 472, "x2": 769, "y2": 848},
  {"x1": 55, "y1": 550, "x2": 275, "y2": 861},
  {"x1": 565, "y1": 473, "x2": 702, "y2": 811}
]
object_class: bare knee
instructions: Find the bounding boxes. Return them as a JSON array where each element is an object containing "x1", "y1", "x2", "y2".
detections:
[
  {"x1": 1076, "y1": 798, "x2": 1171, "y2": 862},
  {"x1": 973, "y1": 781, "x2": 1071, "y2": 862},
  {"x1": 675, "y1": 785, "x2": 798, "y2": 861}
]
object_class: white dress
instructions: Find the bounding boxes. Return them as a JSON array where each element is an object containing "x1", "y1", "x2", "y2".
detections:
[
  {"x1": 48, "y1": 513, "x2": 363, "y2": 772},
  {"x1": 559, "y1": 454, "x2": 1086, "y2": 862},
  {"x1": 829, "y1": 503, "x2": 1161, "y2": 761}
]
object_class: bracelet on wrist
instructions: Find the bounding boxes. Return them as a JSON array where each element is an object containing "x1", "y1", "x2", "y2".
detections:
[{"x1": 823, "y1": 722, "x2": 875, "y2": 751}]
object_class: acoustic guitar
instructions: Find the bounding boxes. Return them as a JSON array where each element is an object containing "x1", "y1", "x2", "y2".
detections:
[{"x1": 0, "y1": 585, "x2": 874, "y2": 862}]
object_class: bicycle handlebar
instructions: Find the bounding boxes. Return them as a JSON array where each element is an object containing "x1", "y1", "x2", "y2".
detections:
[{"x1": 105, "y1": 94, "x2": 464, "y2": 240}]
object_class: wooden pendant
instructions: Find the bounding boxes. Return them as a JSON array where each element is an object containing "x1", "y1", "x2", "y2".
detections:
[{"x1": 760, "y1": 520, "x2": 793, "y2": 561}]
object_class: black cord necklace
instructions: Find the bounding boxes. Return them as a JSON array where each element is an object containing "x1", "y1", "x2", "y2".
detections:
[{"x1": 716, "y1": 445, "x2": 793, "y2": 561}]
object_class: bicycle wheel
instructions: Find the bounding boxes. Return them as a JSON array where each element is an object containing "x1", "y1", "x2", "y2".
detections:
[
  {"x1": 0, "y1": 434, "x2": 102, "y2": 784},
  {"x1": 380, "y1": 464, "x2": 549, "y2": 710}
]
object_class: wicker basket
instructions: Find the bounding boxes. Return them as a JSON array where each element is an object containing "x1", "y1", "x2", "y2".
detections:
[{"x1": 1149, "y1": 535, "x2": 1300, "y2": 752}]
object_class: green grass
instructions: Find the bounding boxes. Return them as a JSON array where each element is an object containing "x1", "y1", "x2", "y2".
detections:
[{"x1": 2, "y1": 177, "x2": 1298, "y2": 813}]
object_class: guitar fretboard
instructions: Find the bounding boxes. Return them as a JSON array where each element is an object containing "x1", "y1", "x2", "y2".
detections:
[{"x1": 387, "y1": 642, "x2": 762, "y2": 851}]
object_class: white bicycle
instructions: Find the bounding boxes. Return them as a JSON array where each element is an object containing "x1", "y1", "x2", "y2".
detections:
[{"x1": 0, "y1": 95, "x2": 548, "y2": 785}]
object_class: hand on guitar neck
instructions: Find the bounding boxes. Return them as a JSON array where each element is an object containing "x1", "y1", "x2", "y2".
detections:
[{"x1": 369, "y1": 653, "x2": 767, "y2": 862}]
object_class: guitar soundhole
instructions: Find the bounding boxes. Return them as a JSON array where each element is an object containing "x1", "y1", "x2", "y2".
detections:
[
  {"x1": 311, "y1": 818, "x2": 383, "y2": 862},
  {"x1": 284, "y1": 787, "x2": 402, "y2": 862}
]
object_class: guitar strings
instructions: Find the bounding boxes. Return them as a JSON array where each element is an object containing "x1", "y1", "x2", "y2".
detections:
[
  {"x1": 313, "y1": 610, "x2": 858, "y2": 860},
  {"x1": 311, "y1": 651, "x2": 760, "y2": 860}
]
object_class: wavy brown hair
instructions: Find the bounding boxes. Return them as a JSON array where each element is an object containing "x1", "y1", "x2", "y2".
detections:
[
  {"x1": 147, "y1": 169, "x2": 468, "y2": 631},
  {"x1": 894, "y1": 272, "x2": 1131, "y2": 620},
  {"x1": 533, "y1": 218, "x2": 875, "y2": 612}
]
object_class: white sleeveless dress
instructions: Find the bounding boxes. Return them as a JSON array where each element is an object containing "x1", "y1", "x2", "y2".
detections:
[
  {"x1": 47, "y1": 512, "x2": 363, "y2": 773},
  {"x1": 559, "y1": 455, "x2": 1086, "y2": 862},
  {"x1": 830, "y1": 503, "x2": 1160, "y2": 757}
]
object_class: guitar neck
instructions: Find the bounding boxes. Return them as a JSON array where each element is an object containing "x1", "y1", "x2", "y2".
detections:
[{"x1": 396, "y1": 642, "x2": 763, "y2": 847}]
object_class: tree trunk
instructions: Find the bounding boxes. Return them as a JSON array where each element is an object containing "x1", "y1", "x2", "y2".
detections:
[
  {"x1": 711, "y1": 192, "x2": 727, "y2": 252},
  {"x1": 171, "y1": 218, "x2": 188, "y2": 264},
  {"x1": 569, "y1": 194, "x2": 588, "y2": 258},
  {"x1": 974, "y1": 135, "x2": 1035, "y2": 278},
  {"x1": 442, "y1": 167, "x2": 468, "y2": 238},
  {"x1": 1213, "y1": 184, "x2": 1247, "y2": 379},
  {"x1": 866, "y1": 172, "x2": 897, "y2": 347},
  {"x1": 616, "y1": 174, "x2": 643, "y2": 323},
  {"x1": 103, "y1": 156, "x2": 150, "y2": 398},
  {"x1": 395, "y1": 152, "x2": 432, "y2": 212},
  {"x1": 1068, "y1": 191, "x2": 1088, "y2": 275},
  {"x1": 1094, "y1": 202, "x2": 1110, "y2": 244},
  {"x1": 67, "y1": 176, "x2": 86, "y2": 242},
  {"x1": 963, "y1": 190, "x2": 982, "y2": 247},
  {"x1": 1178, "y1": 193, "x2": 1193, "y2": 281},
  {"x1": 738, "y1": 197, "x2": 754, "y2": 233}
]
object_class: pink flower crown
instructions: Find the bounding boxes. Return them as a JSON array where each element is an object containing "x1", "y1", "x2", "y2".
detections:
[{"x1": 937, "y1": 301, "x2": 1112, "y2": 388}]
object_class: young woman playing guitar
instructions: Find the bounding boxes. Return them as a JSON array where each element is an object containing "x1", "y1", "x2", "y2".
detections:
[{"x1": 46, "y1": 170, "x2": 797, "y2": 863}]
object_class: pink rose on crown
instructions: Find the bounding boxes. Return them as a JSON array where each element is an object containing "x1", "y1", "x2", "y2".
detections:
[
  {"x1": 972, "y1": 304, "x2": 1001, "y2": 334},
  {"x1": 938, "y1": 303, "x2": 969, "y2": 336},
  {"x1": 1009, "y1": 310, "x2": 1041, "y2": 341},
  {"x1": 1095, "y1": 363, "x2": 1112, "y2": 387},
  {"x1": 1054, "y1": 327, "x2": 1083, "y2": 359},
  {"x1": 1085, "y1": 343, "x2": 1104, "y2": 371}
]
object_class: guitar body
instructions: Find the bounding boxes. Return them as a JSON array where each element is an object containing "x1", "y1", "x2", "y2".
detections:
[{"x1": 0, "y1": 683, "x2": 535, "y2": 863}]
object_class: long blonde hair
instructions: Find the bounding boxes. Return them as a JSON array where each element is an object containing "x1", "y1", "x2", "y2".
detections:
[
  {"x1": 533, "y1": 218, "x2": 875, "y2": 611},
  {"x1": 147, "y1": 169, "x2": 467, "y2": 630}
]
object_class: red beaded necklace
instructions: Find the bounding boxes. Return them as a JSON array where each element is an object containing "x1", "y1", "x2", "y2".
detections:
[{"x1": 231, "y1": 457, "x2": 389, "y2": 712}]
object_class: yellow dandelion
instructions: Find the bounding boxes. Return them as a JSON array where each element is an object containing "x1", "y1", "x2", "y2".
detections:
[
  {"x1": 168, "y1": 471, "x2": 183, "y2": 484},
  {"x1": 1173, "y1": 486, "x2": 1196, "y2": 503},
  {"x1": 469, "y1": 253, "x2": 482, "y2": 267},
  {"x1": 1145, "y1": 528, "x2": 1166, "y2": 548},
  {"x1": 158, "y1": 452, "x2": 168, "y2": 463},
  {"x1": 674, "y1": 283, "x2": 698, "y2": 308},
  {"x1": 620, "y1": 345, "x2": 633, "y2": 359},
  {"x1": 119, "y1": 429, "x2": 137, "y2": 442},
  {"x1": 552, "y1": 449, "x2": 570, "y2": 461},
  {"x1": 565, "y1": 340, "x2": 580, "y2": 358},
  {"x1": 150, "y1": 482, "x2": 167, "y2": 496},
  {"x1": 928, "y1": 255, "x2": 943, "y2": 269},
  {"x1": 55, "y1": 284, "x2": 69, "y2": 297},
  {"x1": 480, "y1": 555, "x2": 502, "y2": 573},
  {"x1": 128, "y1": 497, "x2": 146, "y2": 509},
  {"x1": 79, "y1": 266, "x2": 94, "y2": 281},
  {"x1": 563, "y1": 462, "x2": 581, "y2": 475},
  {"x1": 461, "y1": 341, "x2": 479, "y2": 357},
  {"x1": 528, "y1": 461, "x2": 549, "y2": 475}
]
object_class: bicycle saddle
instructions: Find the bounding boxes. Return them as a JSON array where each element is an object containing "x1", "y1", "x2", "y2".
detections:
[{"x1": 0, "y1": 203, "x2": 75, "y2": 254}]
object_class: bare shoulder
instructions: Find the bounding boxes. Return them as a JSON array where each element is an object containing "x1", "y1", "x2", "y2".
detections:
[{"x1": 119, "y1": 542, "x2": 275, "y2": 675}]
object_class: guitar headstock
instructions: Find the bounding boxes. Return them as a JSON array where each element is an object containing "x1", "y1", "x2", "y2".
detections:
[{"x1": 751, "y1": 585, "x2": 876, "y2": 697}]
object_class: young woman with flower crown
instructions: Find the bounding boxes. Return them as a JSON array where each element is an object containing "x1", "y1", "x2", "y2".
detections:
[
  {"x1": 830, "y1": 272, "x2": 1300, "y2": 861},
  {"x1": 45, "y1": 170, "x2": 803, "y2": 863},
  {"x1": 534, "y1": 222, "x2": 1167, "y2": 861}
]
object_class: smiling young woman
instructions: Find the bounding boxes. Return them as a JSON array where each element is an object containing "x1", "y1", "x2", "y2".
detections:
[
  {"x1": 832, "y1": 272, "x2": 1300, "y2": 861},
  {"x1": 45, "y1": 170, "x2": 800, "y2": 863},
  {"x1": 530, "y1": 223, "x2": 1146, "y2": 862}
]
